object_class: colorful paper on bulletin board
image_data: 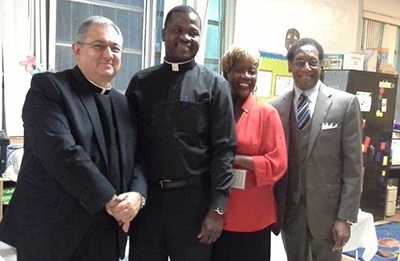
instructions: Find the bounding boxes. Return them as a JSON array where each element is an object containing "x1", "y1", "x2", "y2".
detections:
[
  {"x1": 363, "y1": 136, "x2": 370, "y2": 153},
  {"x1": 375, "y1": 151, "x2": 382, "y2": 162},
  {"x1": 258, "y1": 52, "x2": 292, "y2": 102},
  {"x1": 378, "y1": 81, "x2": 395, "y2": 88},
  {"x1": 381, "y1": 98, "x2": 387, "y2": 112},
  {"x1": 355, "y1": 91, "x2": 372, "y2": 112},
  {"x1": 383, "y1": 156, "x2": 388, "y2": 166}
]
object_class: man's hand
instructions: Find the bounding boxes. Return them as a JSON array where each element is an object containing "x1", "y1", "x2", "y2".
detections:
[
  {"x1": 332, "y1": 219, "x2": 351, "y2": 251},
  {"x1": 105, "y1": 195, "x2": 122, "y2": 216},
  {"x1": 105, "y1": 192, "x2": 143, "y2": 232},
  {"x1": 197, "y1": 209, "x2": 223, "y2": 244}
]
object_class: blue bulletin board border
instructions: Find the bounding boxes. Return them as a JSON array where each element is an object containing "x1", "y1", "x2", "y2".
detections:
[{"x1": 260, "y1": 52, "x2": 287, "y2": 61}]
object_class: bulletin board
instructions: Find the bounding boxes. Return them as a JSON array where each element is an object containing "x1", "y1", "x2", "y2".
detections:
[{"x1": 255, "y1": 52, "x2": 292, "y2": 103}]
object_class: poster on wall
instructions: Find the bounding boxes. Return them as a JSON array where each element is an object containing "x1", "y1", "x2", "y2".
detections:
[
  {"x1": 391, "y1": 138, "x2": 400, "y2": 165},
  {"x1": 275, "y1": 75, "x2": 293, "y2": 96},
  {"x1": 258, "y1": 51, "x2": 291, "y2": 101},
  {"x1": 356, "y1": 91, "x2": 372, "y2": 112},
  {"x1": 256, "y1": 70, "x2": 272, "y2": 98}
]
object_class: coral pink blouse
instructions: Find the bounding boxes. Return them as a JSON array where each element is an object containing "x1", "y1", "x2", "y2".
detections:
[{"x1": 223, "y1": 94, "x2": 287, "y2": 232}]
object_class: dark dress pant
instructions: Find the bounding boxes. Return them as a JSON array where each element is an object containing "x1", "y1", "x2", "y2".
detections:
[
  {"x1": 129, "y1": 177, "x2": 211, "y2": 261},
  {"x1": 17, "y1": 251, "x2": 47, "y2": 261},
  {"x1": 211, "y1": 227, "x2": 271, "y2": 261},
  {"x1": 18, "y1": 211, "x2": 120, "y2": 261},
  {"x1": 69, "y1": 211, "x2": 120, "y2": 261}
]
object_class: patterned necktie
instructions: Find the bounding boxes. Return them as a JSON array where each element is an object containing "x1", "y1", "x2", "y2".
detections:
[{"x1": 297, "y1": 93, "x2": 311, "y2": 130}]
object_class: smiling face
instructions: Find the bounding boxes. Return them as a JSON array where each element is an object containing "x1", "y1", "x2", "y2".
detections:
[
  {"x1": 288, "y1": 44, "x2": 321, "y2": 91},
  {"x1": 162, "y1": 11, "x2": 201, "y2": 63},
  {"x1": 226, "y1": 56, "x2": 258, "y2": 103},
  {"x1": 72, "y1": 24, "x2": 122, "y2": 86}
]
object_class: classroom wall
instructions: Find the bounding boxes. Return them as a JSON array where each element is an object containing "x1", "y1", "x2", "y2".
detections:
[
  {"x1": 364, "y1": 0, "x2": 400, "y2": 19},
  {"x1": 233, "y1": 0, "x2": 400, "y2": 122},
  {"x1": 233, "y1": 0, "x2": 363, "y2": 55},
  {"x1": 2, "y1": 0, "x2": 400, "y2": 136}
]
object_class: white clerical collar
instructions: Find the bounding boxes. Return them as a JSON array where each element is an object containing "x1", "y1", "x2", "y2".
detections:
[
  {"x1": 86, "y1": 78, "x2": 112, "y2": 95},
  {"x1": 164, "y1": 59, "x2": 195, "y2": 72}
]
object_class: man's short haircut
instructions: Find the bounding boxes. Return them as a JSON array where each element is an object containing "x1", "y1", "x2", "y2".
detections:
[
  {"x1": 75, "y1": 15, "x2": 123, "y2": 44},
  {"x1": 164, "y1": 5, "x2": 202, "y2": 30},
  {"x1": 286, "y1": 37, "x2": 324, "y2": 62}
]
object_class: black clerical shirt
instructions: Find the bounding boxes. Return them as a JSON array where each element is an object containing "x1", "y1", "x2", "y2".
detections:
[{"x1": 126, "y1": 59, "x2": 237, "y2": 209}]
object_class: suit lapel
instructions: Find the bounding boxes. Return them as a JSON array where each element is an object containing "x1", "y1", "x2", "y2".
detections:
[
  {"x1": 307, "y1": 84, "x2": 333, "y2": 158},
  {"x1": 71, "y1": 67, "x2": 108, "y2": 166},
  {"x1": 277, "y1": 90, "x2": 294, "y2": 136}
]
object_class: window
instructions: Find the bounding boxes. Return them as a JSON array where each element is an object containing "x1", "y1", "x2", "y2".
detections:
[
  {"x1": 204, "y1": 0, "x2": 225, "y2": 72},
  {"x1": 54, "y1": 0, "x2": 228, "y2": 91},
  {"x1": 154, "y1": 0, "x2": 165, "y2": 65},
  {"x1": 154, "y1": 0, "x2": 226, "y2": 73},
  {"x1": 361, "y1": 18, "x2": 400, "y2": 71},
  {"x1": 55, "y1": 0, "x2": 144, "y2": 92}
]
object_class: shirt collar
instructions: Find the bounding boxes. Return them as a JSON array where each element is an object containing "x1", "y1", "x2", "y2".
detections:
[
  {"x1": 86, "y1": 78, "x2": 112, "y2": 95},
  {"x1": 294, "y1": 80, "x2": 320, "y2": 102},
  {"x1": 163, "y1": 59, "x2": 196, "y2": 73},
  {"x1": 241, "y1": 93, "x2": 256, "y2": 113}
]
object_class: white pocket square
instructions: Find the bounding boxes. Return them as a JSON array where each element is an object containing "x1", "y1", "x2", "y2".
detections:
[{"x1": 321, "y1": 122, "x2": 338, "y2": 130}]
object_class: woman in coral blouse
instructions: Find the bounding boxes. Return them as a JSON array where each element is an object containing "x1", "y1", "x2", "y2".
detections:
[{"x1": 212, "y1": 46, "x2": 287, "y2": 261}]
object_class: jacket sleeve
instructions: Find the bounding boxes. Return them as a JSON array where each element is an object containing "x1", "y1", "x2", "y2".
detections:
[
  {"x1": 252, "y1": 107, "x2": 287, "y2": 187},
  {"x1": 208, "y1": 79, "x2": 237, "y2": 211},
  {"x1": 23, "y1": 72, "x2": 116, "y2": 214},
  {"x1": 338, "y1": 95, "x2": 363, "y2": 222}
]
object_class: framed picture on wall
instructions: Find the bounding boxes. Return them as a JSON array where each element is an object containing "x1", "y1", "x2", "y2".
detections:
[
  {"x1": 275, "y1": 75, "x2": 293, "y2": 96},
  {"x1": 256, "y1": 70, "x2": 272, "y2": 98},
  {"x1": 391, "y1": 137, "x2": 400, "y2": 166}
]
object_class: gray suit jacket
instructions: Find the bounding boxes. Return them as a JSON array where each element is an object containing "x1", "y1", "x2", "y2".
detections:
[{"x1": 269, "y1": 82, "x2": 363, "y2": 239}]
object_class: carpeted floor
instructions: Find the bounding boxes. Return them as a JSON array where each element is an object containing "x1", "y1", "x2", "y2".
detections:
[
  {"x1": 374, "y1": 221, "x2": 400, "y2": 260},
  {"x1": 344, "y1": 221, "x2": 400, "y2": 261}
]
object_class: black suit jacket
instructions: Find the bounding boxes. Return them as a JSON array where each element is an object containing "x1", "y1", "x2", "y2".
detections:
[{"x1": 0, "y1": 66, "x2": 146, "y2": 260}]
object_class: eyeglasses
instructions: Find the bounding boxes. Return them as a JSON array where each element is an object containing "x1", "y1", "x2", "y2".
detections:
[
  {"x1": 292, "y1": 60, "x2": 321, "y2": 69},
  {"x1": 77, "y1": 41, "x2": 123, "y2": 54}
]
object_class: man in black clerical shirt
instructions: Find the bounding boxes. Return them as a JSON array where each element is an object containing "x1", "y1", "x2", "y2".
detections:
[
  {"x1": 0, "y1": 16, "x2": 146, "y2": 261},
  {"x1": 126, "y1": 5, "x2": 237, "y2": 261}
]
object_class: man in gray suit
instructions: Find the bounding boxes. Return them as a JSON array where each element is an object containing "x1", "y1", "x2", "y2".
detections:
[{"x1": 269, "y1": 38, "x2": 363, "y2": 261}]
